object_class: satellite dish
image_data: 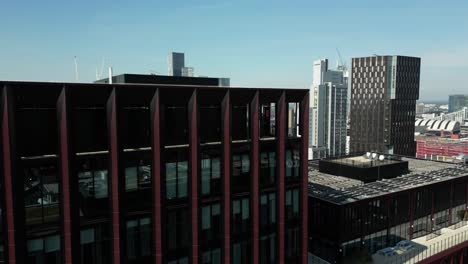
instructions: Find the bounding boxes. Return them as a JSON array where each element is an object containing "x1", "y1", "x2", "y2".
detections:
[
  {"x1": 372, "y1": 153, "x2": 378, "y2": 160},
  {"x1": 379, "y1": 155, "x2": 385, "y2": 161},
  {"x1": 366, "y1": 152, "x2": 371, "y2": 159}
]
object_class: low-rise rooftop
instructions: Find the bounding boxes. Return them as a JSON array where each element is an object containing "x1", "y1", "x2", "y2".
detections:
[{"x1": 308, "y1": 156, "x2": 468, "y2": 205}]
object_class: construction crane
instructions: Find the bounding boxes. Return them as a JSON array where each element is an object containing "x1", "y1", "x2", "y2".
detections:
[{"x1": 335, "y1": 48, "x2": 347, "y2": 71}]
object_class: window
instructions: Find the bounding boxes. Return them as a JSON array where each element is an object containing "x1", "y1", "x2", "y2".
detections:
[
  {"x1": 201, "y1": 203, "x2": 221, "y2": 240},
  {"x1": 201, "y1": 155, "x2": 221, "y2": 196},
  {"x1": 166, "y1": 208, "x2": 190, "y2": 262},
  {"x1": 260, "y1": 193, "x2": 276, "y2": 229},
  {"x1": 79, "y1": 225, "x2": 111, "y2": 264},
  {"x1": 125, "y1": 159, "x2": 151, "y2": 192},
  {"x1": 285, "y1": 150, "x2": 300, "y2": 179},
  {"x1": 260, "y1": 233, "x2": 276, "y2": 264},
  {"x1": 285, "y1": 189, "x2": 300, "y2": 261},
  {"x1": 120, "y1": 107, "x2": 150, "y2": 149},
  {"x1": 285, "y1": 189, "x2": 299, "y2": 220},
  {"x1": 285, "y1": 227, "x2": 299, "y2": 260},
  {"x1": 164, "y1": 105, "x2": 188, "y2": 146},
  {"x1": 260, "y1": 103, "x2": 276, "y2": 138},
  {"x1": 126, "y1": 217, "x2": 151, "y2": 261},
  {"x1": 72, "y1": 107, "x2": 107, "y2": 153},
  {"x1": 260, "y1": 192, "x2": 276, "y2": 262},
  {"x1": 232, "y1": 104, "x2": 249, "y2": 140},
  {"x1": 232, "y1": 146, "x2": 251, "y2": 193},
  {"x1": 23, "y1": 161, "x2": 60, "y2": 226},
  {"x1": 232, "y1": 243, "x2": 241, "y2": 264},
  {"x1": 165, "y1": 160, "x2": 188, "y2": 200},
  {"x1": 232, "y1": 154, "x2": 250, "y2": 177},
  {"x1": 202, "y1": 248, "x2": 221, "y2": 264},
  {"x1": 27, "y1": 235, "x2": 61, "y2": 264},
  {"x1": 232, "y1": 197, "x2": 250, "y2": 263},
  {"x1": 232, "y1": 198, "x2": 250, "y2": 235},
  {"x1": 199, "y1": 104, "x2": 221, "y2": 143},
  {"x1": 77, "y1": 158, "x2": 108, "y2": 199},
  {"x1": 201, "y1": 203, "x2": 222, "y2": 263},
  {"x1": 168, "y1": 257, "x2": 189, "y2": 264},
  {"x1": 232, "y1": 240, "x2": 250, "y2": 264},
  {"x1": 260, "y1": 152, "x2": 276, "y2": 186},
  {"x1": 287, "y1": 102, "x2": 300, "y2": 138}
]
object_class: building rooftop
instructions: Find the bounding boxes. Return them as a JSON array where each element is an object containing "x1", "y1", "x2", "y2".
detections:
[
  {"x1": 308, "y1": 156, "x2": 468, "y2": 205},
  {"x1": 325, "y1": 155, "x2": 401, "y2": 168},
  {"x1": 415, "y1": 118, "x2": 460, "y2": 132}
]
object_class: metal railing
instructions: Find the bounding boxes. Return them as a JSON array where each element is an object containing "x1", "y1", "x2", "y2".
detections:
[{"x1": 377, "y1": 227, "x2": 468, "y2": 263}]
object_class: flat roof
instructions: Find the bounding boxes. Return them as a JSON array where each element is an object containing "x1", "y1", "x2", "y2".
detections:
[
  {"x1": 325, "y1": 155, "x2": 401, "y2": 168},
  {"x1": 309, "y1": 156, "x2": 468, "y2": 205},
  {"x1": 0, "y1": 80, "x2": 308, "y2": 92}
]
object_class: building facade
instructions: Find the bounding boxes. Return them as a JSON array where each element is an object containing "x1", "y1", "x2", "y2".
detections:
[
  {"x1": 310, "y1": 59, "x2": 348, "y2": 158},
  {"x1": 167, "y1": 52, "x2": 185, "y2": 76},
  {"x1": 181, "y1": 67, "x2": 194, "y2": 77},
  {"x1": 416, "y1": 103, "x2": 425, "y2": 116},
  {"x1": 416, "y1": 136, "x2": 468, "y2": 161},
  {"x1": 349, "y1": 55, "x2": 420, "y2": 156},
  {"x1": 309, "y1": 154, "x2": 468, "y2": 263},
  {"x1": 0, "y1": 81, "x2": 309, "y2": 264},
  {"x1": 449, "y1": 95, "x2": 468, "y2": 113}
]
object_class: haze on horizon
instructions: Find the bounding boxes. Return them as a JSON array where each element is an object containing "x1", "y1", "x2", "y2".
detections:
[{"x1": 0, "y1": 0, "x2": 467, "y2": 101}]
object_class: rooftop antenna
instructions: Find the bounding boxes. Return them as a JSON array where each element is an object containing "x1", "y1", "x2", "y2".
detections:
[{"x1": 74, "y1": 56, "x2": 79, "y2": 82}]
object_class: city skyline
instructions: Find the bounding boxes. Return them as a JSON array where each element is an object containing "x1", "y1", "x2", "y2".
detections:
[{"x1": 0, "y1": 0, "x2": 467, "y2": 101}]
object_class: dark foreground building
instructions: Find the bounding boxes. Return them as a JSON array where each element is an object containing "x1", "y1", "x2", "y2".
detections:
[
  {"x1": 309, "y1": 154, "x2": 468, "y2": 264},
  {"x1": 0, "y1": 81, "x2": 309, "y2": 264},
  {"x1": 349, "y1": 55, "x2": 420, "y2": 156}
]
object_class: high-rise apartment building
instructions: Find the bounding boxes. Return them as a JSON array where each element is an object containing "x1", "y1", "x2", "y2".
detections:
[
  {"x1": 449, "y1": 94, "x2": 468, "y2": 113},
  {"x1": 167, "y1": 52, "x2": 185, "y2": 76},
  {"x1": 349, "y1": 55, "x2": 420, "y2": 156},
  {"x1": 0, "y1": 80, "x2": 309, "y2": 264},
  {"x1": 310, "y1": 59, "x2": 348, "y2": 158},
  {"x1": 166, "y1": 53, "x2": 230, "y2": 86},
  {"x1": 312, "y1": 59, "x2": 328, "y2": 88}
]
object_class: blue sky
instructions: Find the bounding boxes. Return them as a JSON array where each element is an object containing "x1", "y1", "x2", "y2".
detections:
[{"x1": 0, "y1": 0, "x2": 467, "y2": 101}]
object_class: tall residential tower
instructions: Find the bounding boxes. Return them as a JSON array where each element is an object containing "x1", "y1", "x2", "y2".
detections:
[
  {"x1": 167, "y1": 52, "x2": 185, "y2": 76},
  {"x1": 349, "y1": 55, "x2": 420, "y2": 156},
  {"x1": 310, "y1": 59, "x2": 348, "y2": 159},
  {"x1": 449, "y1": 94, "x2": 468, "y2": 113}
]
